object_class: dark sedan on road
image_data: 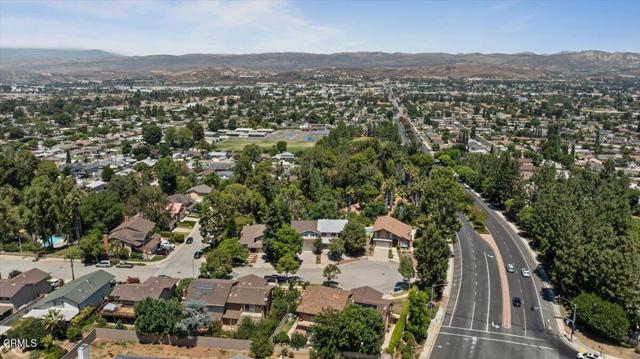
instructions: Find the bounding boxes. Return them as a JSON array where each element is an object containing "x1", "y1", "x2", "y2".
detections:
[
  {"x1": 193, "y1": 250, "x2": 204, "y2": 259},
  {"x1": 513, "y1": 296, "x2": 522, "y2": 307}
]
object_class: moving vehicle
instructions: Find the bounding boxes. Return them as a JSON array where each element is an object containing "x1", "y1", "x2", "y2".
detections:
[
  {"x1": 96, "y1": 260, "x2": 112, "y2": 268},
  {"x1": 521, "y1": 268, "x2": 531, "y2": 277},
  {"x1": 186, "y1": 237, "x2": 194, "y2": 244},
  {"x1": 506, "y1": 264, "x2": 515, "y2": 273},
  {"x1": 193, "y1": 250, "x2": 204, "y2": 259},
  {"x1": 512, "y1": 296, "x2": 522, "y2": 307}
]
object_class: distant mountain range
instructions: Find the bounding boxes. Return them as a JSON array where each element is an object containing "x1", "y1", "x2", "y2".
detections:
[{"x1": 1, "y1": 48, "x2": 639, "y2": 83}]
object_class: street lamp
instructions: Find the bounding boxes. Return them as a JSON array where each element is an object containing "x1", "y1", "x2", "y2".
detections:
[{"x1": 556, "y1": 296, "x2": 577, "y2": 341}]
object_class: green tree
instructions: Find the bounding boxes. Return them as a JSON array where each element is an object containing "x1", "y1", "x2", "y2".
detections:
[
  {"x1": 413, "y1": 223, "x2": 450, "y2": 291},
  {"x1": 250, "y1": 333, "x2": 274, "y2": 359},
  {"x1": 328, "y1": 238, "x2": 345, "y2": 262},
  {"x1": 263, "y1": 224, "x2": 302, "y2": 262},
  {"x1": 134, "y1": 298, "x2": 183, "y2": 339},
  {"x1": 339, "y1": 221, "x2": 367, "y2": 256},
  {"x1": 78, "y1": 229, "x2": 107, "y2": 263},
  {"x1": 406, "y1": 288, "x2": 431, "y2": 343},
  {"x1": 187, "y1": 120, "x2": 204, "y2": 142},
  {"x1": 154, "y1": 157, "x2": 178, "y2": 194},
  {"x1": 276, "y1": 254, "x2": 300, "y2": 279},
  {"x1": 276, "y1": 141, "x2": 287, "y2": 153},
  {"x1": 290, "y1": 332, "x2": 308, "y2": 349},
  {"x1": 42, "y1": 309, "x2": 66, "y2": 339},
  {"x1": 175, "y1": 301, "x2": 215, "y2": 336},
  {"x1": 573, "y1": 293, "x2": 630, "y2": 341},
  {"x1": 337, "y1": 304, "x2": 385, "y2": 354},
  {"x1": 323, "y1": 263, "x2": 341, "y2": 283},
  {"x1": 79, "y1": 190, "x2": 123, "y2": 233},
  {"x1": 398, "y1": 255, "x2": 415, "y2": 281},
  {"x1": 420, "y1": 168, "x2": 465, "y2": 237},
  {"x1": 142, "y1": 123, "x2": 162, "y2": 145},
  {"x1": 101, "y1": 166, "x2": 115, "y2": 182},
  {"x1": 7, "y1": 317, "x2": 46, "y2": 350}
]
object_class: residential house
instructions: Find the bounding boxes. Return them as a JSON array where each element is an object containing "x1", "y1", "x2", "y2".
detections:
[
  {"x1": 317, "y1": 219, "x2": 348, "y2": 244},
  {"x1": 239, "y1": 224, "x2": 266, "y2": 253},
  {"x1": 223, "y1": 275, "x2": 272, "y2": 326},
  {"x1": 291, "y1": 220, "x2": 321, "y2": 251},
  {"x1": 0, "y1": 269, "x2": 51, "y2": 320},
  {"x1": 372, "y1": 215, "x2": 413, "y2": 250},
  {"x1": 272, "y1": 152, "x2": 295, "y2": 162},
  {"x1": 184, "y1": 275, "x2": 272, "y2": 327},
  {"x1": 350, "y1": 286, "x2": 393, "y2": 328},
  {"x1": 186, "y1": 184, "x2": 213, "y2": 203},
  {"x1": 167, "y1": 194, "x2": 196, "y2": 223},
  {"x1": 296, "y1": 285, "x2": 351, "y2": 333},
  {"x1": 101, "y1": 276, "x2": 178, "y2": 323},
  {"x1": 24, "y1": 270, "x2": 114, "y2": 321},
  {"x1": 107, "y1": 215, "x2": 161, "y2": 257},
  {"x1": 239, "y1": 219, "x2": 345, "y2": 253}
]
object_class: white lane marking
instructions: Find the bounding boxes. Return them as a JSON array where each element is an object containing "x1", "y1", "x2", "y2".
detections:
[
  {"x1": 448, "y1": 232, "x2": 464, "y2": 327},
  {"x1": 470, "y1": 298, "x2": 476, "y2": 330},
  {"x1": 484, "y1": 251, "x2": 491, "y2": 333},
  {"x1": 477, "y1": 198, "x2": 546, "y2": 329},
  {"x1": 437, "y1": 332, "x2": 556, "y2": 351},
  {"x1": 440, "y1": 325, "x2": 547, "y2": 342}
]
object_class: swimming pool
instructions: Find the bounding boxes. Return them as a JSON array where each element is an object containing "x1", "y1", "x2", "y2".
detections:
[{"x1": 43, "y1": 235, "x2": 66, "y2": 248}]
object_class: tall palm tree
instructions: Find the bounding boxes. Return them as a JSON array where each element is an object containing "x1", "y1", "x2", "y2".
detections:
[{"x1": 43, "y1": 309, "x2": 65, "y2": 338}]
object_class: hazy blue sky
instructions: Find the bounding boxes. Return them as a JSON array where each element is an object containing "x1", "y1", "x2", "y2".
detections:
[{"x1": 1, "y1": 0, "x2": 639, "y2": 55}]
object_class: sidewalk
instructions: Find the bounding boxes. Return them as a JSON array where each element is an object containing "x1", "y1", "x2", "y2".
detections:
[{"x1": 419, "y1": 243, "x2": 455, "y2": 359}]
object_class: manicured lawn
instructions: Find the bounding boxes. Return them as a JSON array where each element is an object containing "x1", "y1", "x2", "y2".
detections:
[
  {"x1": 216, "y1": 138, "x2": 315, "y2": 153},
  {"x1": 281, "y1": 318, "x2": 296, "y2": 334},
  {"x1": 176, "y1": 220, "x2": 196, "y2": 228}
]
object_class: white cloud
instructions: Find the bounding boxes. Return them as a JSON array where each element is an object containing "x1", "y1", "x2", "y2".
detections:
[{"x1": 0, "y1": 0, "x2": 354, "y2": 55}]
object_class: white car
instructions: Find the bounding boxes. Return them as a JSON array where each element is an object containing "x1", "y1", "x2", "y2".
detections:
[
  {"x1": 96, "y1": 260, "x2": 112, "y2": 268},
  {"x1": 160, "y1": 241, "x2": 175, "y2": 250},
  {"x1": 521, "y1": 268, "x2": 531, "y2": 277},
  {"x1": 506, "y1": 264, "x2": 515, "y2": 273},
  {"x1": 576, "y1": 352, "x2": 602, "y2": 359}
]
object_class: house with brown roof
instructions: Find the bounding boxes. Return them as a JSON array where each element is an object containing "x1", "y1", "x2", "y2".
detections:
[
  {"x1": 101, "y1": 276, "x2": 179, "y2": 323},
  {"x1": 186, "y1": 184, "x2": 212, "y2": 203},
  {"x1": 295, "y1": 285, "x2": 393, "y2": 333},
  {"x1": 372, "y1": 215, "x2": 413, "y2": 250},
  {"x1": 107, "y1": 215, "x2": 160, "y2": 257},
  {"x1": 295, "y1": 285, "x2": 351, "y2": 332},
  {"x1": 0, "y1": 269, "x2": 51, "y2": 320},
  {"x1": 239, "y1": 224, "x2": 266, "y2": 253},
  {"x1": 183, "y1": 275, "x2": 272, "y2": 327},
  {"x1": 224, "y1": 275, "x2": 272, "y2": 326},
  {"x1": 291, "y1": 220, "x2": 321, "y2": 251},
  {"x1": 350, "y1": 286, "x2": 393, "y2": 328}
]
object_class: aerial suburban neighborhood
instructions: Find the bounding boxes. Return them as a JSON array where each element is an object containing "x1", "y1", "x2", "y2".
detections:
[{"x1": 1, "y1": 1, "x2": 640, "y2": 359}]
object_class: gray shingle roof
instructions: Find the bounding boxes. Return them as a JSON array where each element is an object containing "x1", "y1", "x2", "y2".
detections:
[{"x1": 39, "y1": 270, "x2": 114, "y2": 306}]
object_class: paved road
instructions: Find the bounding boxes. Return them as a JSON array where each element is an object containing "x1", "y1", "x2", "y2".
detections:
[{"x1": 431, "y1": 193, "x2": 577, "y2": 358}]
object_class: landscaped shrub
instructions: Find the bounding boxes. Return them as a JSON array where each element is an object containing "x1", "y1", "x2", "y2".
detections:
[
  {"x1": 273, "y1": 331, "x2": 290, "y2": 344},
  {"x1": 290, "y1": 332, "x2": 307, "y2": 349},
  {"x1": 172, "y1": 232, "x2": 185, "y2": 243},
  {"x1": 386, "y1": 301, "x2": 409, "y2": 354}
]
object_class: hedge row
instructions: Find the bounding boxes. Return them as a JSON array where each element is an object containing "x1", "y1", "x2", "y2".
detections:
[{"x1": 386, "y1": 300, "x2": 409, "y2": 354}]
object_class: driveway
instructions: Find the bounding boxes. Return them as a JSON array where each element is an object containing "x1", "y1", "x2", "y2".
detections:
[{"x1": 234, "y1": 258, "x2": 402, "y2": 294}]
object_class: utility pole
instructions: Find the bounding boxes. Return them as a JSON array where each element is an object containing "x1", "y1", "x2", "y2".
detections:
[{"x1": 557, "y1": 296, "x2": 577, "y2": 341}]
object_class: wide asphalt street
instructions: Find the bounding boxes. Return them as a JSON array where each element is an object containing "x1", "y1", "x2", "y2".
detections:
[{"x1": 430, "y1": 197, "x2": 577, "y2": 359}]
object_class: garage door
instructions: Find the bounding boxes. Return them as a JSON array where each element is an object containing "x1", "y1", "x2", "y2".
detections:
[{"x1": 302, "y1": 238, "x2": 315, "y2": 251}]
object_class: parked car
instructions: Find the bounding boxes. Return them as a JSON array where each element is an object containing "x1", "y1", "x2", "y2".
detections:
[
  {"x1": 521, "y1": 268, "x2": 531, "y2": 278},
  {"x1": 506, "y1": 264, "x2": 515, "y2": 273},
  {"x1": 96, "y1": 260, "x2": 112, "y2": 268},
  {"x1": 116, "y1": 262, "x2": 134, "y2": 268},
  {"x1": 576, "y1": 353, "x2": 603, "y2": 359},
  {"x1": 155, "y1": 247, "x2": 170, "y2": 255},
  {"x1": 160, "y1": 241, "x2": 175, "y2": 250},
  {"x1": 47, "y1": 278, "x2": 64, "y2": 288},
  {"x1": 193, "y1": 250, "x2": 204, "y2": 259},
  {"x1": 186, "y1": 237, "x2": 194, "y2": 244},
  {"x1": 394, "y1": 281, "x2": 410, "y2": 292},
  {"x1": 512, "y1": 296, "x2": 522, "y2": 307}
]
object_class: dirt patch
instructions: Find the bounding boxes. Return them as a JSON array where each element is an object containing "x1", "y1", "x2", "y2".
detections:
[{"x1": 89, "y1": 339, "x2": 250, "y2": 359}]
